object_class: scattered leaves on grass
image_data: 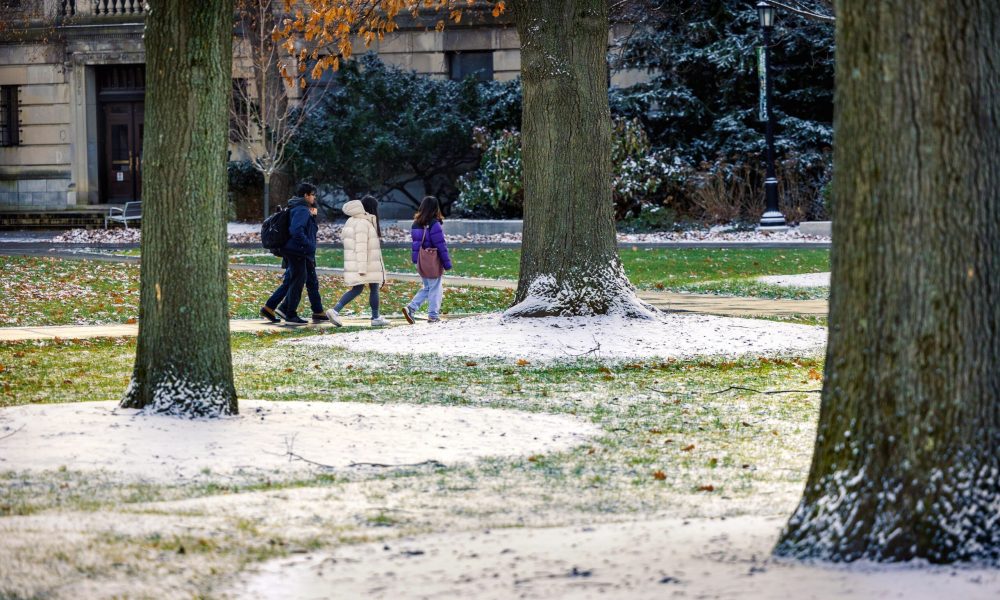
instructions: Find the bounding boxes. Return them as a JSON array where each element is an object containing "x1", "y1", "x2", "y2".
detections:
[
  {"x1": 807, "y1": 368, "x2": 823, "y2": 381},
  {"x1": 652, "y1": 470, "x2": 666, "y2": 480},
  {"x1": 515, "y1": 359, "x2": 530, "y2": 367},
  {"x1": 698, "y1": 484, "x2": 715, "y2": 492},
  {"x1": 681, "y1": 444, "x2": 696, "y2": 452},
  {"x1": 465, "y1": 361, "x2": 478, "y2": 367}
]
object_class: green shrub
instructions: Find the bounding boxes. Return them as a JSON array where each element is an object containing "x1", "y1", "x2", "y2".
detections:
[
  {"x1": 287, "y1": 54, "x2": 521, "y2": 212},
  {"x1": 453, "y1": 128, "x2": 523, "y2": 218},
  {"x1": 456, "y1": 118, "x2": 672, "y2": 220}
]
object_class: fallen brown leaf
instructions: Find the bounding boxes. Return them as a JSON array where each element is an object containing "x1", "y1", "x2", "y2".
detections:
[{"x1": 653, "y1": 470, "x2": 666, "y2": 480}]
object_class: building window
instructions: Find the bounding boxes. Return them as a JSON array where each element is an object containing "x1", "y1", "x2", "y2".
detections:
[
  {"x1": 448, "y1": 51, "x2": 494, "y2": 82},
  {"x1": 97, "y1": 65, "x2": 145, "y2": 94},
  {"x1": 0, "y1": 86, "x2": 19, "y2": 147},
  {"x1": 230, "y1": 78, "x2": 251, "y2": 142},
  {"x1": 303, "y1": 60, "x2": 339, "y2": 104}
]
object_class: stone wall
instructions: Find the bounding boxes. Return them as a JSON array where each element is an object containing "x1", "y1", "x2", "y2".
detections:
[{"x1": 0, "y1": 43, "x2": 73, "y2": 210}]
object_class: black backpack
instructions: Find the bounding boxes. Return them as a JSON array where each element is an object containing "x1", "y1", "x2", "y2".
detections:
[{"x1": 261, "y1": 206, "x2": 291, "y2": 256}]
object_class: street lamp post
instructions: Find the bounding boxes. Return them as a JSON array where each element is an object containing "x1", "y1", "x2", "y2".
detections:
[{"x1": 757, "y1": 1, "x2": 786, "y2": 228}]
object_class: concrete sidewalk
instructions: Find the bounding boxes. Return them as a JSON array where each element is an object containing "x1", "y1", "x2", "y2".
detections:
[
  {"x1": 0, "y1": 317, "x2": 401, "y2": 342},
  {"x1": 0, "y1": 292, "x2": 826, "y2": 342}
]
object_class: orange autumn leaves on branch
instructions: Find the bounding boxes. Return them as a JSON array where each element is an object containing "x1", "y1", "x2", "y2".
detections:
[{"x1": 276, "y1": 0, "x2": 506, "y2": 84}]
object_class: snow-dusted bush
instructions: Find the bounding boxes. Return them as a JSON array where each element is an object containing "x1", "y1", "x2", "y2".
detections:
[{"x1": 456, "y1": 118, "x2": 673, "y2": 220}]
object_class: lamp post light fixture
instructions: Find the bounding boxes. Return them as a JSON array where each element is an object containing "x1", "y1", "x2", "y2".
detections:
[{"x1": 756, "y1": 1, "x2": 787, "y2": 229}]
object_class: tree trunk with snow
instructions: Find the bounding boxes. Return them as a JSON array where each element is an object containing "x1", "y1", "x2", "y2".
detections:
[
  {"x1": 776, "y1": 0, "x2": 1000, "y2": 563},
  {"x1": 122, "y1": 0, "x2": 238, "y2": 417},
  {"x1": 506, "y1": 0, "x2": 652, "y2": 318}
]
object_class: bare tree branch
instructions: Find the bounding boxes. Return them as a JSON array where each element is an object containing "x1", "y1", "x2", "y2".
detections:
[{"x1": 763, "y1": 0, "x2": 835, "y2": 23}]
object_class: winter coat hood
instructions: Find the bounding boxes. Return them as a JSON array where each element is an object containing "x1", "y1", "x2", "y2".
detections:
[
  {"x1": 287, "y1": 196, "x2": 309, "y2": 209},
  {"x1": 342, "y1": 200, "x2": 366, "y2": 218}
]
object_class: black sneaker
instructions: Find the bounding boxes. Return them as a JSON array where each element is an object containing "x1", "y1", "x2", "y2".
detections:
[
  {"x1": 401, "y1": 306, "x2": 415, "y2": 325},
  {"x1": 312, "y1": 312, "x2": 330, "y2": 323},
  {"x1": 260, "y1": 306, "x2": 279, "y2": 323},
  {"x1": 284, "y1": 315, "x2": 308, "y2": 326},
  {"x1": 274, "y1": 306, "x2": 288, "y2": 320}
]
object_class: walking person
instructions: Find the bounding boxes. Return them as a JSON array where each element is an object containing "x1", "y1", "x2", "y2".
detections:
[
  {"x1": 259, "y1": 182, "x2": 331, "y2": 326},
  {"x1": 402, "y1": 196, "x2": 452, "y2": 324},
  {"x1": 327, "y1": 195, "x2": 388, "y2": 327}
]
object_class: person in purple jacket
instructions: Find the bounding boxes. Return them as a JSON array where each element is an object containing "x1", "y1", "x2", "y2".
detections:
[{"x1": 402, "y1": 196, "x2": 452, "y2": 324}]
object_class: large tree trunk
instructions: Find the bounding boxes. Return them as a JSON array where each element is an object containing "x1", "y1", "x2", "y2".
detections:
[
  {"x1": 506, "y1": 0, "x2": 653, "y2": 318},
  {"x1": 776, "y1": 0, "x2": 1000, "y2": 563},
  {"x1": 122, "y1": 1, "x2": 238, "y2": 417}
]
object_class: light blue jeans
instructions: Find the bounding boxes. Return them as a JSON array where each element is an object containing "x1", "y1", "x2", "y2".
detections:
[{"x1": 407, "y1": 276, "x2": 443, "y2": 319}]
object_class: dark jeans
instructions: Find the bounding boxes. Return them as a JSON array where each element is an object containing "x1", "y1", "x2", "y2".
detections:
[
  {"x1": 334, "y1": 283, "x2": 380, "y2": 319},
  {"x1": 266, "y1": 257, "x2": 324, "y2": 316}
]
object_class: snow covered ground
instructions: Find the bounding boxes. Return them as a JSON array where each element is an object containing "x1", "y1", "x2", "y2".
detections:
[
  {"x1": 758, "y1": 272, "x2": 831, "y2": 288},
  {"x1": 296, "y1": 313, "x2": 828, "y2": 362},
  {"x1": 233, "y1": 516, "x2": 1000, "y2": 599},
  {"x1": 0, "y1": 401, "x2": 598, "y2": 483}
]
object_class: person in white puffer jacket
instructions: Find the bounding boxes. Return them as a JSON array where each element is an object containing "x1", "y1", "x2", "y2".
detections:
[{"x1": 327, "y1": 195, "x2": 389, "y2": 327}]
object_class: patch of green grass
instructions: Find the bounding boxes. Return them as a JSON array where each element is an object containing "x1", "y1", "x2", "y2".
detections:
[
  {"x1": 748, "y1": 314, "x2": 828, "y2": 327},
  {"x1": 231, "y1": 247, "x2": 830, "y2": 291},
  {"x1": 0, "y1": 256, "x2": 513, "y2": 326},
  {"x1": 675, "y1": 279, "x2": 829, "y2": 300}
]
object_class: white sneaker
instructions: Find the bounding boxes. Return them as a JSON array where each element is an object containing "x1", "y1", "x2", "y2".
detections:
[
  {"x1": 325, "y1": 309, "x2": 342, "y2": 327},
  {"x1": 370, "y1": 316, "x2": 389, "y2": 327}
]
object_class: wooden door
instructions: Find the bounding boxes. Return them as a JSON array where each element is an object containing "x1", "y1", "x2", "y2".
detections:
[
  {"x1": 134, "y1": 103, "x2": 143, "y2": 200},
  {"x1": 102, "y1": 102, "x2": 144, "y2": 202}
]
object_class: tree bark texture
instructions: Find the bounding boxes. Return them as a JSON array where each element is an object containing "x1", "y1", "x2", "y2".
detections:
[
  {"x1": 506, "y1": 0, "x2": 653, "y2": 318},
  {"x1": 776, "y1": 0, "x2": 1000, "y2": 563},
  {"x1": 121, "y1": 0, "x2": 238, "y2": 417}
]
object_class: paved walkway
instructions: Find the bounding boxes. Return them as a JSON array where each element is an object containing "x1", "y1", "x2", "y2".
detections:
[
  {"x1": 0, "y1": 317, "x2": 403, "y2": 342},
  {"x1": 0, "y1": 289, "x2": 826, "y2": 342},
  {"x1": 0, "y1": 251, "x2": 827, "y2": 342}
]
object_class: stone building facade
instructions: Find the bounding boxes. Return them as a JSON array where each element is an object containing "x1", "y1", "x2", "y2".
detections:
[{"x1": 0, "y1": 1, "x2": 646, "y2": 213}]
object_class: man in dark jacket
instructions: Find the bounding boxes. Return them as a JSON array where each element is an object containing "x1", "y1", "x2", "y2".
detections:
[{"x1": 260, "y1": 182, "x2": 328, "y2": 326}]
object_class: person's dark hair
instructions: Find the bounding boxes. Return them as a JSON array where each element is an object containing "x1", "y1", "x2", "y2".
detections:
[
  {"x1": 296, "y1": 182, "x2": 317, "y2": 197},
  {"x1": 360, "y1": 194, "x2": 381, "y2": 237},
  {"x1": 413, "y1": 196, "x2": 444, "y2": 228}
]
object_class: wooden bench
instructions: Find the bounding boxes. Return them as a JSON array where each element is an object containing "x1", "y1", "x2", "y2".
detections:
[{"x1": 105, "y1": 201, "x2": 142, "y2": 228}]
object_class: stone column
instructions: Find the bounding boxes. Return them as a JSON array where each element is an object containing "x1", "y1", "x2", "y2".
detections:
[{"x1": 68, "y1": 57, "x2": 98, "y2": 205}]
